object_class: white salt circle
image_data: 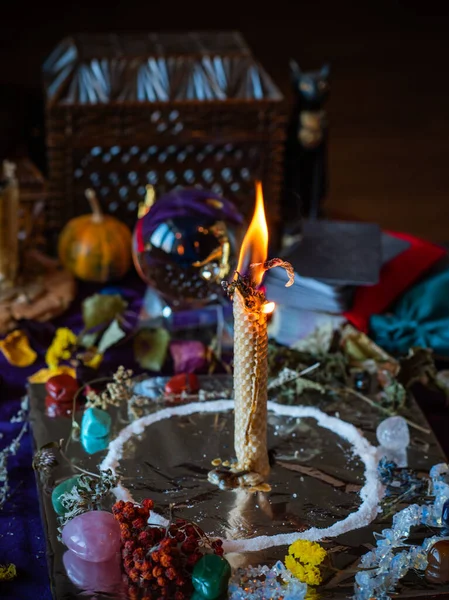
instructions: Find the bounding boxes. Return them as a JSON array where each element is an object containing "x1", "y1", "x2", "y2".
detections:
[{"x1": 100, "y1": 400, "x2": 384, "y2": 553}]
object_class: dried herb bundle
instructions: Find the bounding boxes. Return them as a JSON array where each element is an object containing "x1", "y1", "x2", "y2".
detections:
[{"x1": 57, "y1": 470, "x2": 119, "y2": 530}]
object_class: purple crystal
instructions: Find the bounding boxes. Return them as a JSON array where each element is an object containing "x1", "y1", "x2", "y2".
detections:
[
  {"x1": 63, "y1": 550, "x2": 123, "y2": 592},
  {"x1": 61, "y1": 511, "x2": 120, "y2": 563}
]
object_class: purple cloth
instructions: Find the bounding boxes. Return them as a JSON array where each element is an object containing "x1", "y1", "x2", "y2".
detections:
[{"x1": 0, "y1": 274, "x2": 146, "y2": 600}]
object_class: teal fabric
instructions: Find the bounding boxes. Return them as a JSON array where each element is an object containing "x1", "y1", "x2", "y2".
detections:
[{"x1": 370, "y1": 267, "x2": 449, "y2": 355}]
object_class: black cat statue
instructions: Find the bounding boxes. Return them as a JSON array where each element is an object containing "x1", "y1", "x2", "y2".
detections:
[{"x1": 283, "y1": 61, "x2": 330, "y2": 233}]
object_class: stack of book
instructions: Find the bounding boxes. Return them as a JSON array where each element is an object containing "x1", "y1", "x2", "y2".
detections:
[{"x1": 265, "y1": 221, "x2": 411, "y2": 347}]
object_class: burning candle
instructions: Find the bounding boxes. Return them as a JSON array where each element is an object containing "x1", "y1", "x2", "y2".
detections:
[{"x1": 209, "y1": 182, "x2": 294, "y2": 490}]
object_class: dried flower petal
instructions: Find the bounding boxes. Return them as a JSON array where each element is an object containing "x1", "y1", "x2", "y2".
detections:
[
  {"x1": 0, "y1": 330, "x2": 37, "y2": 366},
  {"x1": 0, "y1": 563, "x2": 17, "y2": 581},
  {"x1": 28, "y1": 366, "x2": 77, "y2": 383},
  {"x1": 82, "y1": 349, "x2": 103, "y2": 369},
  {"x1": 170, "y1": 340, "x2": 207, "y2": 374}
]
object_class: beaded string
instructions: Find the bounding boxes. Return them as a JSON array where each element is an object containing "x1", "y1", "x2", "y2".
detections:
[
  {"x1": 354, "y1": 462, "x2": 449, "y2": 599},
  {"x1": 228, "y1": 561, "x2": 307, "y2": 600}
]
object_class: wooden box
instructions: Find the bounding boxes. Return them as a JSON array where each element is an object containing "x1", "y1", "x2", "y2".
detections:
[{"x1": 43, "y1": 32, "x2": 286, "y2": 233}]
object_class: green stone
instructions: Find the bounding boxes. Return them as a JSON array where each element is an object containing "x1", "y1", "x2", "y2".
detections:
[
  {"x1": 81, "y1": 433, "x2": 109, "y2": 455},
  {"x1": 51, "y1": 476, "x2": 81, "y2": 515},
  {"x1": 81, "y1": 407, "x2": 111, "y2": 438},
  {"x1": 190, "y1": 594, "x2": 225, "y2": 600},
  {"x1": 192, "y1": 554, "x2": 231, "y2": 600}
]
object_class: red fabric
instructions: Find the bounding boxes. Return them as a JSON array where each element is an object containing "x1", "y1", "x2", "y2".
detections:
[{"x1": 344, "y1": 231, "x2": 446, "y2": 332}]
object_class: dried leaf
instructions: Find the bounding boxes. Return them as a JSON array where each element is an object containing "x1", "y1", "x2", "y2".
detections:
[
  {"x1": 341, "y1": 325, "x2": 397, "y2": 369},
  {"x1": 82, "y1": 349, "x2": 103, "y2": 369},
  {"x1": 0, "y1": 330, "x2": 37, "y2": 366},
  {"x1": 0, "y1": 564, "x2": 17, "y2": 581},
  {"x1": 28, "y1": 366, "x2": 77, "y2": 383},
  {"x1": 378, "y1": 380, "x2": 407, "y2": 411},
  {"x1": 397, "y1": 347, "x2": 439, "y2": 389},
  {"x1": 170, "y1": 340, "x2": 207, "y2": 374},
  {"x1": 78, "y1": 331, "x2": 99, "y2": 349},
  {"x1": 97, "y1": 319, "x2": 126, "y2": 354},
  {"x1": 82, "y1": 294, "x2": 127, "y2": 330},
  {"x1": 134, "y1": 328, "x2": 170, "y2": 371}
]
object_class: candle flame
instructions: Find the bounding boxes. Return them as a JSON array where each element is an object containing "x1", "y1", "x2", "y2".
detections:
[
  {"x1": 236, "y1": 181, "x2": 268, "y2": 287},
  {"x1": 261, "y1": 301, "x2": 275, "y2": 314}
]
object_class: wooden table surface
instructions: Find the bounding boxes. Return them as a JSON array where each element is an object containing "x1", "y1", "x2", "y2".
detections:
[{"x1": 1, "y1": 2, "x2": 448, "y2": 242}]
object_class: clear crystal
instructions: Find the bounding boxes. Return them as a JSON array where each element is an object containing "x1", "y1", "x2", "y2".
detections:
[
  {"x1": 355, "y1": 571, "x2": 372, "y2": 587},
  {"x1": 391, "y1": 551, "x2": 410, "y2": 579},
  {"x1": 356, "y1": 462, "x2": 449, "y2": 600},
  {"x1": 360, "y1": 551, "x2": 376, "y2": 568},
  {"x1": 376, "y1": 416, "x2": 410, "y2": 450},
  {"x1": 409, "y1": 546, "x2": 428, "y2": 570},
  {"x1": 228, "y1": 563, "x2": 307, "y2": 600},
  {"x1": 430, "y1": 463, "x2": 448, "y2": 480}
]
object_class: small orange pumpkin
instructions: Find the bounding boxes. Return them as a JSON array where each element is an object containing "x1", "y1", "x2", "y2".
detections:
[{"x1": 58, "y1": 189, "x2": 132, "y2": 282}]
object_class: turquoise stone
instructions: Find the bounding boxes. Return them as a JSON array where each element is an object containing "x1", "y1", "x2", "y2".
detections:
[
  {"x1": 81, "y1": 433, "x2": 109, "y2": 455},
  {"x1": 52, "y1": 476, "x2": 81, "y2": 515},
  {"x1": 192, "y1": 554, "x2": 231, "y2": 600},
  {"x1": 81, "y1": 407, "x2": 111, "y2": 439}
]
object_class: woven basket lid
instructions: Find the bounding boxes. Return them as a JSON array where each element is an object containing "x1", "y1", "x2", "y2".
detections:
[{"x1": 43, "y1": 31, "x2": 283, "y2": 105}]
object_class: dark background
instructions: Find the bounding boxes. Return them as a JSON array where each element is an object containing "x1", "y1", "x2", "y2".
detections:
[{"x1": 1, "y1": 2, "x2": 449, "y2": 241}]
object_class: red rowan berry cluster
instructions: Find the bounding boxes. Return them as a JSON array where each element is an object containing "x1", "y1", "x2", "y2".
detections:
[{"x1": 112, "y1": 498, "x2": 224, "y2": 599}]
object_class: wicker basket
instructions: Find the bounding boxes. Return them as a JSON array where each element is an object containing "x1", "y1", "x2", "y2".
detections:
[{"x1": 43, "y1": 32, "x2": 286, "y2": 233}]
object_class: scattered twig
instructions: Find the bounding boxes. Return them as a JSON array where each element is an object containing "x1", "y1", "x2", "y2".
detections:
[
  {"x1": 277, "y1": 460, "x2": 360, "y2": 493},
  {"x1": 344, "y1": 387, "x2": 430, "y2": 435}
]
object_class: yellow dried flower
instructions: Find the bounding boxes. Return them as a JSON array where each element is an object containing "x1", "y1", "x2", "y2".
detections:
[
  {"x1": 45, "y1": 327, "x2": 77, "y2": 369},
  {"x1": 0, "y1": 330, "x2": 37, "y2": 366},
  {"x1": 285, "y1": 539, "x2": 327, "y2": 586}
]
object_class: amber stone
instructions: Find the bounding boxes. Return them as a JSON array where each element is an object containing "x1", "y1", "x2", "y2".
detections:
[{"x1": 425, "y1": 540, "x2": 449, "y2": 583}]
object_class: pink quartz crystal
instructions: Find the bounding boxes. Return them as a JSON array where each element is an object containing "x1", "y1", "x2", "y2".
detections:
[
  {"x1": 63, "y1": 550, "x2": 123, "y2": 591},
  {"x1": 61, "y1": 510, "x2": 120, "y2": 562}
]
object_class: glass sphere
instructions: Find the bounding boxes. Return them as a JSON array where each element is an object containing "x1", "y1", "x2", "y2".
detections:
[{"x1": 133, "y1": 188, "x2": 244, "y2": 309}]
